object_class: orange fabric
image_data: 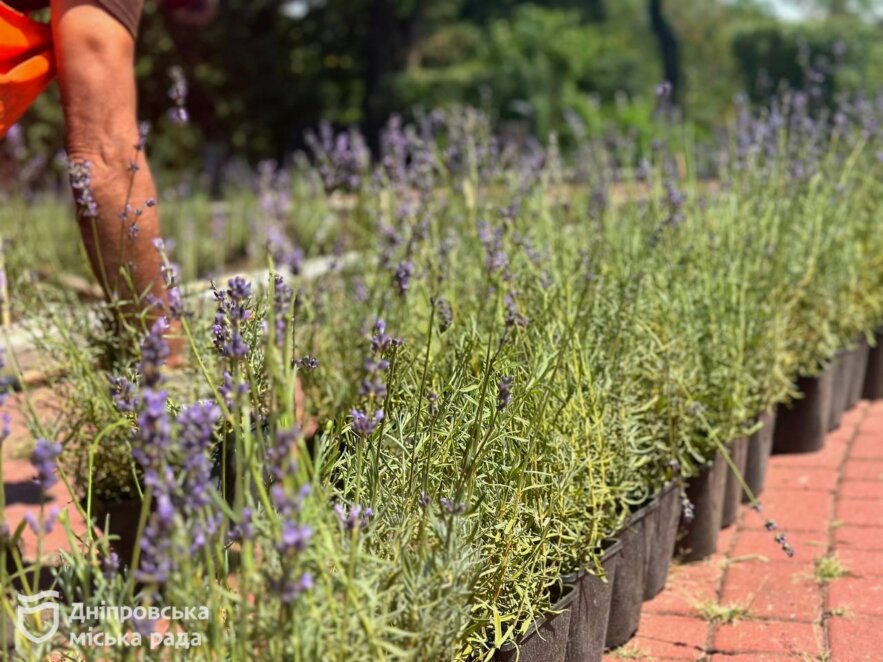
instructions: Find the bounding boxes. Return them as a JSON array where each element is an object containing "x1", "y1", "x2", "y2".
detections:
[{"x1": 0, "y1": 1, "x2": 55, "y2": 138}]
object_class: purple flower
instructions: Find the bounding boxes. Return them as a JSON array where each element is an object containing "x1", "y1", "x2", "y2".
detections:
[
  {"x1": 24, "y1": 507, "x2": 59, "y2": 535},
  {"x1": 227, "y1": 276, "x2": 252, "y2": 302},
  {"x1": 350, "y1": 408, "x2": 384, "y2": 438},
  {"x1": 219, "y1": 371, "x2": 249, "y2": 409},
  {"x1": 334, "y1": 503, "x2": 373, "y2": 532},
  {"x1": 504, "y1": 292, "x2": 528, "y2": 328},
  {"x1": 229, "y1": 507, "x2": 254, "y2": 542},
  {"x1": 497, "y1": 376, "x2": 513, "y2": 412},
  {"x1": 478, "y1": 221, "x2": 510, "y2": 278},
  {"x1": 69, "y1": 161, "x2": 99, "y2": 219},
  {"x1": 167, "y1": 66, "x2": 189, "y2": 126},
  {"x1": 272, "y1": 275, "x2": 294, "y2": 346},
  {"x1": 101, "y1": 550, "x2": 120, "y2": 580},
  {"x1": 0, "y1": 412, "x2": 10, "y2": 443},
  {"x1": 279, "y1": 522, "x2": 313, "y2": 553},
  {"x1": 393, "y1": 261, "x2": 414, "y2": 296},
  {"x1": 139, "y1": 318, "x2": 170, "y2": 388},
  {"x1": 30, "y1": 438, "x2": 62, "y2": 493},
  {"x1": 268, "y1": 479, "x2": 314, "y2": 603},
  {"x1": 211, "y1": 280, "x2": 253, "y2": 360},
  {"x1": 277, "y1": 571, "x2": 314, "y2": 605},
  {"x1": 167, "y1": 287, "x2": 184, "y2": 320},
  {"x1": 267, "y1": 428, "x2": 300, "y2": 482},
  {"x1": 440, "y1": 497, "x2": 466, "y2": 516},
  {"x1": 108, "y1": 374, "x2": 140, "y2": 413},
  {"x1": 296, "y1": 355, "x2": 319, "y2": 371}
]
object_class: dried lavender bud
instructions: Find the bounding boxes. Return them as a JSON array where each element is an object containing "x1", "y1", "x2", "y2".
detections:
[
  {"x1": 497, "y1": 376, "x2": 513, "y2": 411},
  {"x1": 440, "y1": 497, "x2": 466, "y2": 516},
  {"x1": 436, "y1": 298, "x2": 453, "y2": 333},
  {"x1": 681, "y1": 493, "x2": 695, "y2": 523},
  {"x1": 297, "y1": 355, "x2": 319, "y2": 371}
]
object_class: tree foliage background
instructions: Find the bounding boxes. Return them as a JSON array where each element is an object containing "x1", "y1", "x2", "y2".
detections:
[{"x1": 9, "y1": 0, "x2": 883, "y2": 181}]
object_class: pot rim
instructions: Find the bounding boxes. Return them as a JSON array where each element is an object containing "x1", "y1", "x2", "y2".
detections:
[
  {"x1": 496, "y1": 583, "x2": 576, "y2": 652},
  {"x1": 562, "y1": 537, "x2": 623, "y2": 583}
]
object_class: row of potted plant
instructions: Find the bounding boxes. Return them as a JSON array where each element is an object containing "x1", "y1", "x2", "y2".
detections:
[{"x1": 2, "y1": 88, "x2": 882, "y2": 660}]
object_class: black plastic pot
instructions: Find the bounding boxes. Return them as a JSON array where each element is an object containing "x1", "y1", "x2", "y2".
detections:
[
  {"x1": 863, "y1": 328, "x2": 883, "y2": 400},
  {"x1": 742, "y1": 409, "x2": 776, "y2": 503},
  {"x1": 88, "y1": 497, "x2": 145, "y2": 565},
  {"x1": 495, "y1": 584, "x2": 576, "y2": 662},
  {"x1": 676, "y1": 451, "x2": 726, "y2": 562},
  {"x1": 847, "y1": 339, "x2": 869, "y2": 410},
  {"x1": 772, "y1": 366, "x2": 834, "y2": 455},
  {"x1": 721, "y1": 436, "x2": 748, "y2": 529},
  {"x1": 643, "y1": 481, "x2": 680, "y2": 600},
  {"x1": 605, "y1": 499, "x2": 657, "y2": 649},
  {"x1": 564, "y1": 538, "x2": 622, "y2": 662},
  {"x1": 828, "y1": 349, "x2": 851, "y2": 432}
]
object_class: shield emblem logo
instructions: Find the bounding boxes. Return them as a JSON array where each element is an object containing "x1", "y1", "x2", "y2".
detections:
[{"x1": 16, "y1": 590, "x2": 60, "y2": 645}]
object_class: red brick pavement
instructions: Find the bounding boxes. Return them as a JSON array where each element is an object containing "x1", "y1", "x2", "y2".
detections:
[
  {"x1": 606, "y1": 401, "x2": 883, "y2": 661},
  {"x1": 2, "y1": 388, "x2": 91, "y2": 563}
]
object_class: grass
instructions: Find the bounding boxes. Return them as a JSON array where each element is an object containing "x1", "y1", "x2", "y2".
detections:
[
  {"x1": 611, "y1": 644, "x2": 650, "y2": 659},
  {"x1": 815, "y1": 555, "x2": 850, "y2": 584},
  {"x1": 695, "y1": 600, "x2": 751, "y2": 625}
]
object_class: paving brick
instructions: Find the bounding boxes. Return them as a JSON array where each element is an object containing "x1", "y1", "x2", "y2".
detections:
[
  {"x1": 835, "y1": 498, "x2": 883, "y2": 527},
  {"x1": 827, "y1": 576, "x2": 883, "y2": 617},
  {"x1": 833, "y1": 525, "x2": 883, "y2": 550},
  {"x1": 828, "y1": 614, "x2": 883, "y2": 661},
  {"x1": 3, "y1": 458, "x2": 90, "y2": 562},
  {"x1": 842, "y1": 459, "x2": 883, "y2": 482},
  {"x1": 850, "y1": 433, "x2": 883, "y2": 460},
  {"x1": 840, "y1": 404, "x2": 868, "y2": 428},
  {"x1": 839, "y1": 479, "x2": 883, "y2": 500},
  {"x1": 835, "y1": 548, "x2": 883, "y2": 577},
  {"x1": 709, "y1": 656, "x2": 799, "y2": 661},
  {"x1": 762, "y1": 465, "x2": 839, "y2": 492},
  {"x1": 644, "y1": 559, "x2": 722, "y2": 616},
  {"x1": 720, "y1": 559, "x2": 821, "y2": 622},
  {"x1": 626, "y1": 613, "x2": 708, "y2": 660},
  {"x1": 1, "y1": 388, "x2": 61, "y2": 455},
  {"x1": 740, "y1": 489, "x2": 833, "y2": 534},
  {"x1": 857, "y1": 416, "x2": 883, "y2": 435},
  {"x1": 712, "y1": 619, "x2": 821, "y2": 656},
  {"x1": 729, "y1": 530, "x2": 826, "y2": 562},
  {"x1": 771, "y1": 439, "x2": 849, "y2": 471},
  {"x1": 711, "y1": 525, "x2": 738, "y2": 561}
]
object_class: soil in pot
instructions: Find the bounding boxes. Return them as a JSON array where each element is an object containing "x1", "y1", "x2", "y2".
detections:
[
  {"x1": 742, "y1": 409, "x2": 776, "y2": 503},
  {"x1": 721, "y1": 437, "x2": 748, "y2": 529},
  {"x1": 605, "y1": 499, "x2": 657, "y2": 649},
  {"x1": 564, "y1": 538, "x2": 622, "y2": 662},
  {"x1": 643, "y1": 481, "x2": 680, "y2": 600},
  {"x1": 863, "y1": 328, "x2": 883, "y2": 401},
  {"x1": 772, "y1": 366, "x2": 833, "y2": 455},
  {"x1": 828, "y1": 350, "x2": 851, "y2": 432},
  {"x1": 847, "y1": 339, "x2": 869, "y2": 410},
  {"x1": 676, "y1": 451, "x2": 726, "y2": 562},
  {"x1": 495, "y1": 584, "x2": 576, "y2": 662}
]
